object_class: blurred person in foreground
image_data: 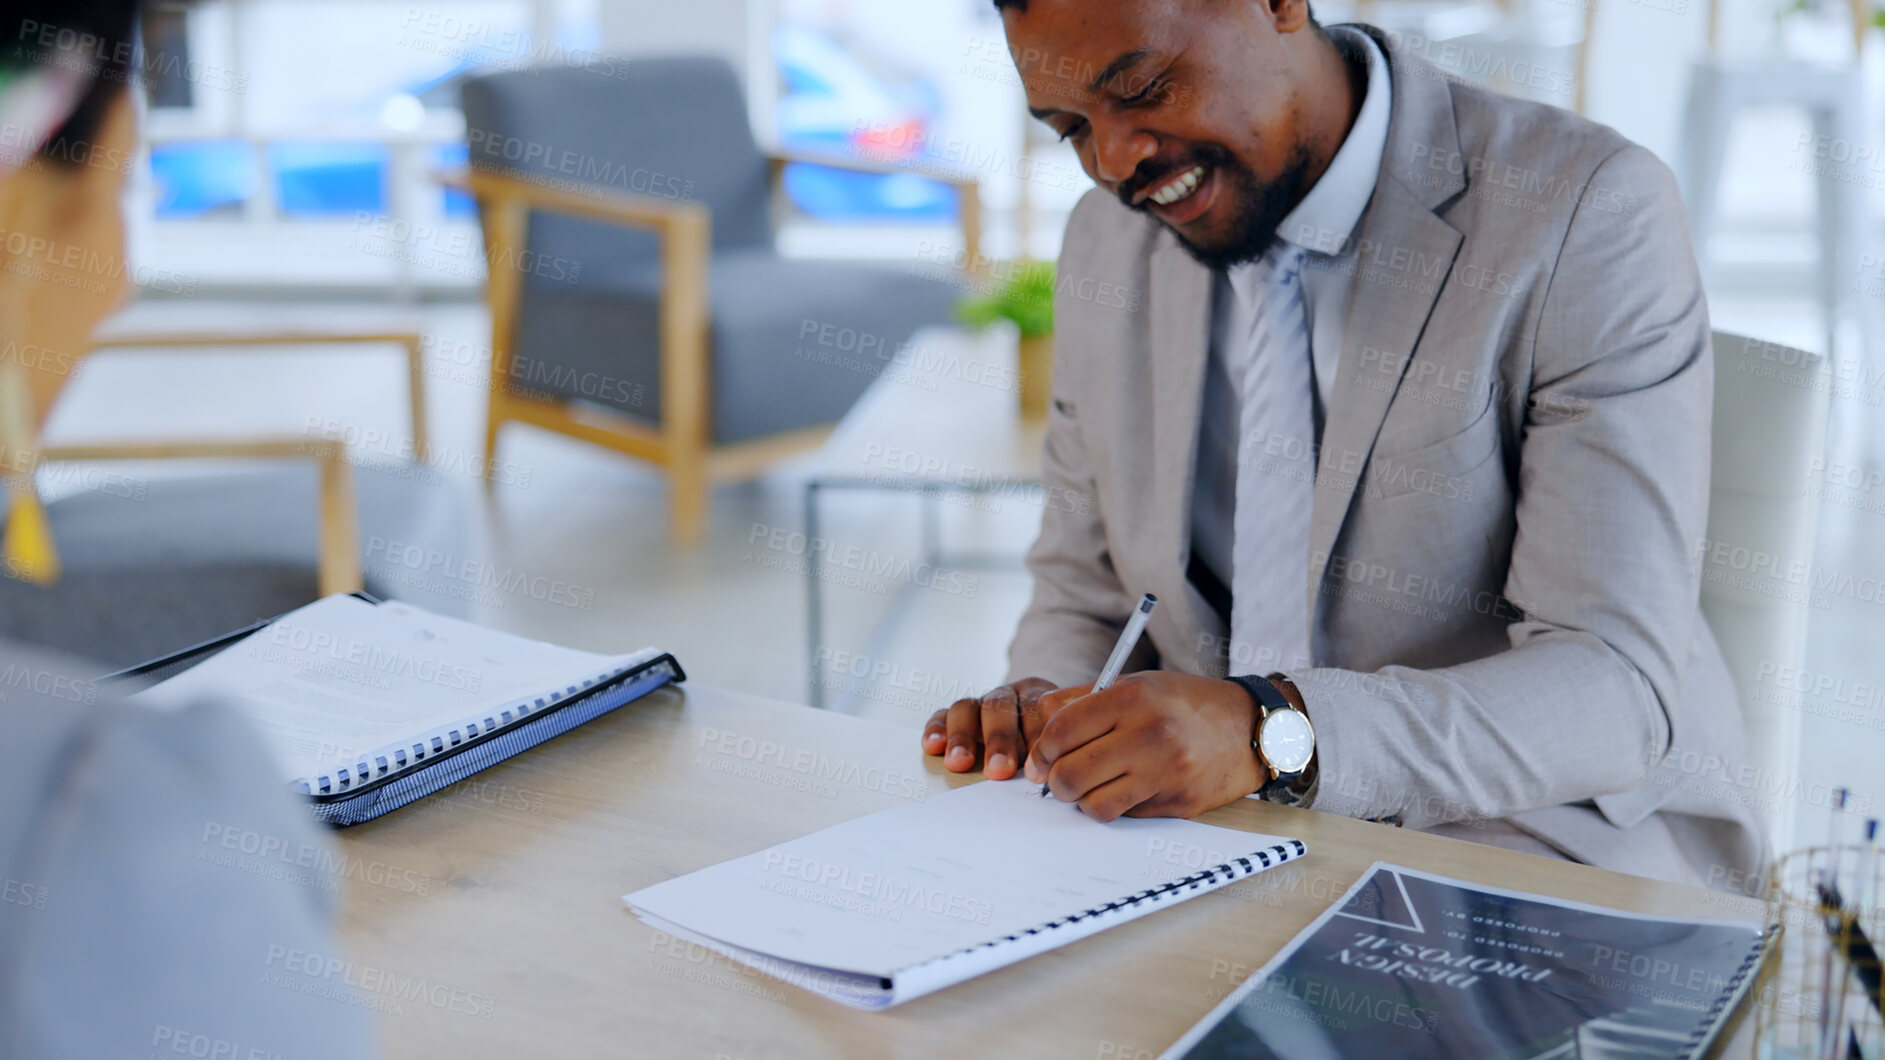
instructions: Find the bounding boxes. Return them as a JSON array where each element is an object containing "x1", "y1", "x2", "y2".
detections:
[
  {"x1": 924, "y1": 0, "x2": 1761, "y2": 893},
  {"x1": 0, "y1": 2, "x2": 375, "y2": 1056}
]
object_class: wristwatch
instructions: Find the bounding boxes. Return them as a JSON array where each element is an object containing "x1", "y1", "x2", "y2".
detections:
[{"x1": 1228, "y1": 674, "x2": 1316, "y2": 805}]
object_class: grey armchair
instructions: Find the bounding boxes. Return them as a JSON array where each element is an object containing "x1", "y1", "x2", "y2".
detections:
[
  {"x1": 0, "y1": 454, "x2": 359, "y2": 669},
  {"x1": 458, "y1": 57, "x2": 978, "y2": 543},
  {"x1": 0, "y1": 452, "x2": 480, "y2": 671}
]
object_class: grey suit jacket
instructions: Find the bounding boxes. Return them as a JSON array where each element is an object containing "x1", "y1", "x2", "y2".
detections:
[
  {"x1": 1006, "y1": 25, "x2": 1764, "y2": 891},
  {"x1": 0, "y1": 641, "x2": 375, "y2": 1060}
]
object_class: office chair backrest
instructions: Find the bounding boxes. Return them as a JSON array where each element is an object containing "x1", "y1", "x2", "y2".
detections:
[
  {"x1": 1699, "y1": 331, "x2": 1831, "y2": 856},
  {"x1": 461, "y1": 57, "x2": 773, "y2": 274}
]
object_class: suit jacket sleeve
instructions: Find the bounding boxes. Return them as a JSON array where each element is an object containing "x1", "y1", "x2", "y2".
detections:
[
  {"x1": 1005, "y1": 193, "x2": 1150, "y2": 688},
  {"x1": 1296, "y1": 145, "x2": 1713, "y2": 830},
  {"x1": 2, "y1": 671, "x2": 379, "y2": 1059}
]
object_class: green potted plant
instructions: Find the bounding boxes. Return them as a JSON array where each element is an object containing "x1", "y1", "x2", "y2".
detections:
[{"x1": 957, "y1": 259, "x2": 1055, "y2": 420}]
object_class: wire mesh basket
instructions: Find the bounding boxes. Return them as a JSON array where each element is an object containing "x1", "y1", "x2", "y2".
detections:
[{"x1": 1756, "y1": 843, "x2": 1883, "y2": 1059}]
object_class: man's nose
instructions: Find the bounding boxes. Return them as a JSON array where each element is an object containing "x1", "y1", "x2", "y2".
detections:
[{"x1": 1089, "y1": 120, "x2": 1158, "y2": 189}]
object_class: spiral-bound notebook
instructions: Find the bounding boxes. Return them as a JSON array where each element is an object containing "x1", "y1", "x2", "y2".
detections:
[
  {"x1": 125, "y1": 594, "x2": 684, "y2": 826},
  {"x1": 624, "y1": 779, "x2": 1307, "y2": 1008},
  {"x1": 1164, "y1": 862, "x2": 1769, "y2": 1060}
]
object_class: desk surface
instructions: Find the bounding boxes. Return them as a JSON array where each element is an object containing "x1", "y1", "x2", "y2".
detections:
[{"x1": 335, "y1": 683, "x2": 1762, "y2": 1059}]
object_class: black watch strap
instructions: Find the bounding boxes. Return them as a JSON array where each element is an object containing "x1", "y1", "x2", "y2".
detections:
[
  {"x1": 1228, "y1": 674, "x2": 1303, "y2": 801},
  {"x1": 1228, "y1": 673, "x2": 1291, "y2": 718}
]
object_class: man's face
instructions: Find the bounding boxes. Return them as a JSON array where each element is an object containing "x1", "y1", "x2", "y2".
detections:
[{"x1": 1004, "y1": 0, "x2": 1318, "y2": 270}]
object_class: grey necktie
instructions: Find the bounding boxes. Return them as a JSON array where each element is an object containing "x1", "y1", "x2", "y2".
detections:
[{"x1": 1228, "y1": 245, "x2": 1314, "y2": 677}]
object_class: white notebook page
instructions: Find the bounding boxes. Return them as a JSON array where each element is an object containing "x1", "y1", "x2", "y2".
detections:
[
  {"x1": 626, "y1": 780, "x2": 1303, "y2": 1005},
  {"x1": 134, "y1": 595, "x2": 645, "y2": 784}
]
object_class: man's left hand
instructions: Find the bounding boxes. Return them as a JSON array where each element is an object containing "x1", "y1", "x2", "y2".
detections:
[{"x1": 1024, "y1": 671, "x2": 1264, "y2": 821}]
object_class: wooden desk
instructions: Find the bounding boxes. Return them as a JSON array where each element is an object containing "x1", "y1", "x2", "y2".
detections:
[{"x1": 335, "y1": 684, "x2": 1763, "y2": 1059}]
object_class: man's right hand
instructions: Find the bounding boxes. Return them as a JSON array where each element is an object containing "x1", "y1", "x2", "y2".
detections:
[{"x1": 921, "y1": 677, "x2": 1062, "y2": 780}]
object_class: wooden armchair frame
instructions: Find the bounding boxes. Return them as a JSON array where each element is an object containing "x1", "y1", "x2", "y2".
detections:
[
  {"x1": 461, "y1": 152, "x2": 981, "y2": 545},
  {"x1": 24, "y1": 436, "x2": 362, "y2": 596},
  {"x1": 3, "y1": 328, "x2": 365, "y2": 595}
]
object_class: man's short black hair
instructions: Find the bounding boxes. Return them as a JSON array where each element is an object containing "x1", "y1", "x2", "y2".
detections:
[
  {"x1": 993, "y1": 0, "x2": 1319, "y2": 23},
  {"x1": 1, "y1": 0, "x2": 143, "y2": 167}
]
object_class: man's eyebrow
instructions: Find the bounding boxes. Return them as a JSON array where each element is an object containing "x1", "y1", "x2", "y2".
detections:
[
  {"x1": 1024, "y1": 47, "x2": 1156, "y2": 119},
  {"x1": 1089, "y1": 47, "x2": 1153, "y2": 93}
]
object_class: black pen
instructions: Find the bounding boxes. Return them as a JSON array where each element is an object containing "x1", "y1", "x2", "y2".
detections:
[{"x1": 1040, "y1": 594, "x2": 1157, "y2": 797}]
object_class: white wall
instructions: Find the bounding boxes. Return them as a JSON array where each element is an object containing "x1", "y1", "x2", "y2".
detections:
[{"x1": 1579, "y1": 0, "x2": 1708, "y2": 167}]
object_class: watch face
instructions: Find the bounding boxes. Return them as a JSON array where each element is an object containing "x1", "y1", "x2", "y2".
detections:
[{"x1": 1259, "y1": 708, "x2": 1316, "y2": 774}]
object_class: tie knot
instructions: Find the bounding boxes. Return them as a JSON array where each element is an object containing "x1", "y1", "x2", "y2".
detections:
[{"x1": 1270, "y1": 244, "x2": 1306, "y2": 284}]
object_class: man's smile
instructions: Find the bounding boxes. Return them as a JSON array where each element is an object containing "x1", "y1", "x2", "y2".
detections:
[{"x1": 1136, "y1": 163, "x2": 1221, "y2": 226}]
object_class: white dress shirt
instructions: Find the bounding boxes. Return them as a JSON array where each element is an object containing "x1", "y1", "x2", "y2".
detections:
[{"x1": 1192, "y1": 26, "x2": 1393, "y2": 666}]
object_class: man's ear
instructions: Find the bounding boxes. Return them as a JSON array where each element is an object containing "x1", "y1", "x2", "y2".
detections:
[{"x1": 1269, "y1": 0, "x2": 1316, "y2": 35}]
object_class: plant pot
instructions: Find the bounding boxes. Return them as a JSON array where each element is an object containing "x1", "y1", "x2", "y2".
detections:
[{"x1": 1018, "y1": 333, "x2": 1052, "y2": 421}]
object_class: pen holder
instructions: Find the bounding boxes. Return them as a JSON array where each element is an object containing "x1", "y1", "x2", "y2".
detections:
[{"x1": 1757, "y1": 845, "x2": 1884, "y2": 1060}]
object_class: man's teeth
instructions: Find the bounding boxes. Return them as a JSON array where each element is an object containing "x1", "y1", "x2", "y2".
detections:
[{"x1": 1149, "y1": 166, "x2": 1206, "y2": 207}]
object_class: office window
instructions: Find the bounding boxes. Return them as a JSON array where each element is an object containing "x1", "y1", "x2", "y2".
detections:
[
  {"x1": 773, "y1": 0, "x2": 1091, "y2": 257},
  {"x1": 149, "y1": 140, "x2": 257, "y2": 218},
  {"x1": 269, "y1": 141, "x2": 389, "y2": 216}
]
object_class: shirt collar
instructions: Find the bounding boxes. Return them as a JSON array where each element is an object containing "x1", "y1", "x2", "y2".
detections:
[{"x1": 1276, "y1": 26, "x2": 1392, "y2": 257}]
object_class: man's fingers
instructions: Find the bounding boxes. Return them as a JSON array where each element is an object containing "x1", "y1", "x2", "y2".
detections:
[
  {"x1": 931, "y1": 679, "x2": 1058, "y2": 778},
  {"x1": 1015, "y1": 678, "x2": 1059, "y2": 751},
  {"x1": 1043, "y1": 730, "x2": 1130, "y2": 805},
  {"x1": 922, "y1": 710, "x2": 948, "y2": 756},
  {"x1": 1122, "y1": 791, "x2": 1191, "y2": 819},
  {"x1": 943, "y1": 697, "x2": 981, "y2": 772},
  {"x1": 1031, "y1": 682, "x2": 1119, "y2": 777},
  {"x1": 1077, "y1": 773, "x2": 1158, "y2": 823},
  {"x1": 1023, "y1": 682, "x2": 1092, "y2": 782},
  {"x1": 1012, "y1": 676, "x2": 1058, "y2": 705},
  {"x1": 980, "y1": 686, "x2": 1024, "y2": 780},
  {"x1": 1038, "y1": 682, "x2": 1093, "y2": 714}
]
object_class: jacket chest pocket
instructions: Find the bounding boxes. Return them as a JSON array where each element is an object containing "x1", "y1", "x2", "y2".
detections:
[{"x1": 1365, "y1": 385, "x2": 1502, "y2": 501}]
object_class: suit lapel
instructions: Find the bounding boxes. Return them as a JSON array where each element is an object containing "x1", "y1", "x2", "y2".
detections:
[
  {"x1": 1305, "y1": 180, "x2": 1463, "y2": 608},
  {"x1": 1303, "y1": 24, "x2": 1470, "y2": 623},
  {"x1": 1147, "y1": 232, "x2": 1219, "y2": 653}
]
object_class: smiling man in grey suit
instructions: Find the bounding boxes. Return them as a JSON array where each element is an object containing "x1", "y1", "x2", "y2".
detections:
[{"x1": 920, "y1": 0, "x2": 1764, "y2": 890}]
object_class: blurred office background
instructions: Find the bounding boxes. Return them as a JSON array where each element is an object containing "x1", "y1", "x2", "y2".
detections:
[{"x1": 26, "y1": 0, "x2": 1885, "y2": 847}]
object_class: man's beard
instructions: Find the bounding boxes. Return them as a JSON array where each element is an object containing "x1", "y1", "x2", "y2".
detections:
[{"x1": 1118, "y1": 142, "x2": 1315, "y2": 271}]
